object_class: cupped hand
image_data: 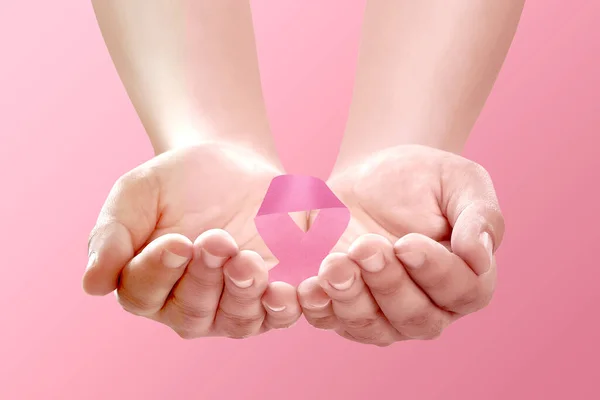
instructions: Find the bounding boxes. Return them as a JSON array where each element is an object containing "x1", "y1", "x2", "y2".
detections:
[
  {"x1": 298, "y1": 145, "x2": 505, "y2": 346},
  {"x1": 83, "y1": 143, "x2": 303, "y2": 339}
]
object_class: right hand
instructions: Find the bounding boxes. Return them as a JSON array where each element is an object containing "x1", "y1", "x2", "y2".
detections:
[
  {"x1": 83, "y1": 143, "x2": 303, "y2": 339},
  {"x1": 299, "y1": 145, "x2": 504, "y2": 346}
]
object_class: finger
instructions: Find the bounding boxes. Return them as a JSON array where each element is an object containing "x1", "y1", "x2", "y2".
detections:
[
  {"x1": 297, "y1": 277, "x2": 339, "y2": 331},
  {"x1": 261, "y1": 281, "x2": 302, "y2": 330},
  {"x1": 116, "y1": 233, "x2": 192, "y2": 317},
  {"x1": 214, "y1": 250, "x2": 269, "y2": 339},
  {"x1": 317, "y1": 253, "x2": 402, "y2": 346},
  {"x1": 84, "y1": 167, "x2": 160, "y2": 296},
  {"x1": 441, "y1": 160, "x2": 505, "y2": 275},
  {"x1": 336, "y1": 328, "x2": 403, "y2": 347},
  {"x1": 394, "y1": 233, "x2": 496, "y2": 315},
  {"x1": 348, "y1": 234, "x2": 451, "y2": 340},
  {"x1": 160, "y1": 229, "x2": 238, "y2": 339}
]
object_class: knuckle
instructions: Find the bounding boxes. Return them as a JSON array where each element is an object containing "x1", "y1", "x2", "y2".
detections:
[
  {"x1": 268, "y1": 313, "x2": 301, "y2": 330},
  {"x1": 308, "y1": 315, "x2": 338, "y2": 330},
  {"x1": 419, "y1": 270, "x2": 452, "y2": 292},
  {"x1": 393, "y1": 309, "x2": 445, "y2": 339},
  {"x1": 370, "y1": 271, "x2": 409, "y2": 297},
  {"x1": 352, "y1": 332, "x2": 387, "y2": 345},
  {"x1": 341, "y1": 329, "x2": 390, "y2": 346},
  {"x1": 116, "y1": 291, "x2": 156, "y2": 316},
  {"x1": 220, "y1": 311, "x2": 263, "y2": 339},
  {"x1": 421, "y1": 318, "x2": 446, "y2": 340},
  {"x1": 479, "y1": 290, "x2": 495, "y2": 309},
  {"x1": 227, "y1": 289, "x2": 262, "y2": 305},
  {"x1": 446, "y1": 286, "x2": 484, "y2": 313},
  {"x1": 169, "y1": 295, "x2": 213, "y2": 328},
  {"x1": 398, "y1": 311, "x2": 432, "y2": 329},
  {"x1": 228, "y1": 333, "x2": 251, "y2": 340},
  {"x1": 227, "y1": 329, "x2": 254, "y2": 340},
  {"x1": 174, "y1": 328, "x2": 198, "y2": 340},
  {"x1": 269, "y1": 320, "x2": 297, "y2": 330},
  {"x1": 186, "y1": 268, "x2": 223, "y2": 290},
  {"x1": 339, "y1": 316, "x2": 380, "y2": 331},
  {"x1": 422, "y1": 318, "x2": 446, "y2": 340},
  {"x1": 421, "y1": 331, "x2": 443, "y2": 341}
]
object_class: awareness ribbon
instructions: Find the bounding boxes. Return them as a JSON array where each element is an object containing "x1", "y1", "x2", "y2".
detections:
[{"x1": 254, "y1": 175, "x2": 351, "y2": 284}]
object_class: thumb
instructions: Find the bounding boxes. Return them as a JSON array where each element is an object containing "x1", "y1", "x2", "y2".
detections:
[
  {"x1": 442, "y1": 161, "x2": 505, "y2": 276},
  {"x1": 83, "y1": 168, "x2": 159, "y2": 295}
]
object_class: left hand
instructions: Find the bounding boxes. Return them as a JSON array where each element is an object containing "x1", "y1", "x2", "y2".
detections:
[
  {"x1": 297, "y1": 145, "x2": 505, "y2": 346},
  {"x1": 84, "y1": 143, "x2": 303, "y2": 339}
]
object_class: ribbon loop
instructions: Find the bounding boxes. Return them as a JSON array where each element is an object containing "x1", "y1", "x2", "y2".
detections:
[{"x1": 255, "y1": 175, "x2": 350, "y2": 283}]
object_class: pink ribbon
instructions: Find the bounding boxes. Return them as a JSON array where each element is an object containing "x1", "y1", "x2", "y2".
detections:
[{"x1": 255, "y1": 175, "x2": 350, "y2": 284}]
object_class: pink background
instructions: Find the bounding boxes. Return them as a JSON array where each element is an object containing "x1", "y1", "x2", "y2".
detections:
[{"x1": 1, "y1": 0, "x2": 599, "y2": 399}]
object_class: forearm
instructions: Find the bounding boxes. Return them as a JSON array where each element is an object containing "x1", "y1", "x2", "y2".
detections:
[
  {"x1": 335, "y1": 0, "x2": 525, "y2": 172},
  {"x1": 92, "y1": 0, "x2": 278, "y2": 163}
]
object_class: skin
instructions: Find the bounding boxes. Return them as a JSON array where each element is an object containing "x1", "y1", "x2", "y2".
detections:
[
  {"x1": 84, "y1": 144, "x2": 303, "y2": 338},
  {"x1": 299, "y1": 145, "x2": 504, "y2": 345},
  {"x1": 333, "y1": 0, "x2": 526, "y2": 173},
  {"x1": 298, "y1": 0, "x2": 525, "y2": 345},
  {"x1": 86, "y1": 0, "x2": 524, "y2": 344},
  {"x1": 86, "y1": 1, "x2": 300, "y2": 338},
  {"x1": 91, "y1": 0, "x2": 280, "y2": 165}
]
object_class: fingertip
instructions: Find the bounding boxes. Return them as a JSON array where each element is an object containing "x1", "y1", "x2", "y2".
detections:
[
  {"x1": 82, "y1": 254, "x2": 117, "y2": 296},
  {"x1": 297, "y1": 277, "x2": 331, "y2": 309},
  {"x1": 223, "y1": 250, "x2": 268, "y2": 290},
  {"x1": 297, "y1": 276, "x2": 318, "y2": 295},
  {"x1": 84, "y1": 221, "x2": 134, "y2": 296},
  {"x1": 318, "y1": 253, "x2": 357, "y2": 292},
  {"x1": 394, "y1": 232, "x2": 426, "y2": 250},
  {"x1": 262, "y1": 281, "x2": 298, "y2": 314},
  {"x1": 451, "y1": 229, "x2": 493, "y2": 276},
  {"x1": 151, "y1": 233, "x2": 194, "y2": 256},
  {"x1": 348, "y1": 233, "x2": 390, "y2": 261},
  {"x1": 449, "y1": 201, "x2": 504, "y2": 275},
  {"x1": 194, "y1": 229, "x2": 239, "y2": 258},
  {"x1": 317, "y1": 252, "x2": 349, "y2": 277},
  {"x1": 393, "y1": 234, "x2": 429, "y2": 264},
  {"x1": 265, "y1": 280, "x2": 296, "y2": 296},
  {"x1": 82, "y1": 243, "x2": 126, "y2": 296}
]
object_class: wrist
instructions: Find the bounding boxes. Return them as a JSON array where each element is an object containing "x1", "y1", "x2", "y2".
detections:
[
  {"x1": 331, "y1": 126, "x2": 467, "y2": 177},
  {"x1": 152, "y1": 127, "x2": 284, "y2": 171}
]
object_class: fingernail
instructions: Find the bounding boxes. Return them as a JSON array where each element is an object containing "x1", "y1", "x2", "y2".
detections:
[
  {"x1": 359, "y1": 250, "x2": 385, "y2": 272},
  {"x1": 227, "y1": 274, "x2": 254, "y2": 289},
  {"x1": 328, "y1": 274, "x2": 355, "y2": 291},
  {"x1": 264, "y1": 303, "x2": 286, "y2": 312},
  {"x1": 162, "y1": 250, "x2": 189, "y2": 269},
  {"x1": 307, "y1": 298, "x2": 331, "y2": 309},
  {"x1": 398, "y1": 251, "x2": 425, "y2": 269},
  {"x1": 86, "y1": 252, "x2": 97, "y2": 270},
  {"x1": 480, "y1": 232, "x2": 494, "y2": 270},
  {"x1": 202, "y1": 249, "x2": 228, "y2": 269}
]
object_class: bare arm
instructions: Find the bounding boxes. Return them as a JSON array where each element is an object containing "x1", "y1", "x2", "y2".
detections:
[
  {"x1": 92, "y1": 0, "x2": 280, "y2": 165},
  {"x1": 334, "y1": 0, "x2": 525, "y2": 172}
]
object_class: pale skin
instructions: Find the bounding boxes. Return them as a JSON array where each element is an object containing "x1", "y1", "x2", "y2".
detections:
[
  {"x1": 84, "y1": 0, "x2": 524, "y2": 344},
  {"x1": 85, "y1": 1, "x2": 302, "y2": 339},
  {"x1": 299, "y1": 0, "x2": 525, "y2": 346}
]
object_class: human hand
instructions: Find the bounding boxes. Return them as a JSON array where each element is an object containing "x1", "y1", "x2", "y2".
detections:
[
  {"x1": 298, "y1": 145, "x2": 505, "y2": 346},
  {"x1": 83, "y1": 143, "x2": 303, "y2": 339}
]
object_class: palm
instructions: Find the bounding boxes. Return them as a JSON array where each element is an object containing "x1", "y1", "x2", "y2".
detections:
[
  {"x1": 324, "y1": 145, "x2": 452, "y2": 251},
  {"x1": 146, "y1": 143, "x2": 291, "y2": 267},
  {"x1": 298, "y1": 145, "x2": 502, "y2": 346},
  {"x1": 85, "y1": 142, "x2": 306, "y2": 336}
]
